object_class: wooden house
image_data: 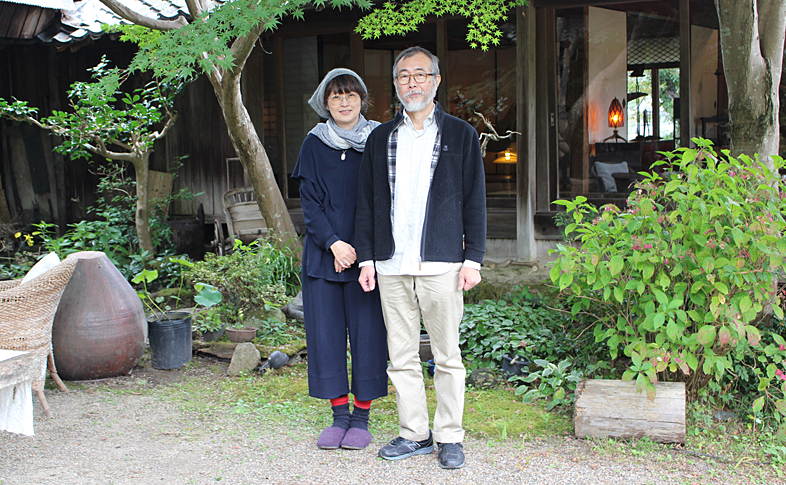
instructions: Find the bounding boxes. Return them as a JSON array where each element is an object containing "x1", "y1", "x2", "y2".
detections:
[{"x1": 0, "y1": 0, "x2": 739, "y2": 262}]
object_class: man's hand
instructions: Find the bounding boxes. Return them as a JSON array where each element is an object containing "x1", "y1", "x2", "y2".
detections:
[
  {"x1": 359, "y1": 265, "x2": 376, "y2": 292},
  {"x1": 330, "y1": 240, "x2": 356, "y2": 270},
  {"x1": 458, "y1": 266, "x2": 481, "y2": 291}
]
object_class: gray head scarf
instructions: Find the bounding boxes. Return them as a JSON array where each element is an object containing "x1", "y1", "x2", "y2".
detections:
[{"x1": 307, "y1": 68, "x2": 380, "y2": 153}]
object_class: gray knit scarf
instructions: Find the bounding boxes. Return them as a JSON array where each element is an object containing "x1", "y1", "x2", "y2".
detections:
[{"x1": 309, "y1": 115, "x2": 380, "y2": 153}]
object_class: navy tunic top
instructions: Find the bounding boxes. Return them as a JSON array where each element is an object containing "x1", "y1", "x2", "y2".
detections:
[{"x1": 291, "y1": 134, "x2": 363, "y2": 283}]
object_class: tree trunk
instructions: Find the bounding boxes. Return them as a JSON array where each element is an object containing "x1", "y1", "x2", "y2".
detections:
[
  {"x1": 209, "y1": 72, "x2": 302, "y2": 256},
  {"x1": 131, "y1": 154, "x2": 154, "y2": 254},
  {"x1": 716, "y1": 0, "x2": 785, "y2": 167}
]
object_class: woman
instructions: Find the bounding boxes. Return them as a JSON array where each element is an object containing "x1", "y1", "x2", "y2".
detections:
[{"x1": 291, "y1": 69, "x2": 388, "y2": 451}]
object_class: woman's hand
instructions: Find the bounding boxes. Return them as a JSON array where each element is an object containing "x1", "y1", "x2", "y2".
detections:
[{"x1": 330, "y1": 240, "x2": 356, "y2": 272}]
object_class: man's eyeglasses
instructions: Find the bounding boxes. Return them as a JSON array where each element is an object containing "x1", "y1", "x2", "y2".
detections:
[
  {"x1": 327, "y1": 93, "x2": 360, "y2": 106},
  {"x1": 396, "y1": 72, "x2": 436, "y2": 85}
]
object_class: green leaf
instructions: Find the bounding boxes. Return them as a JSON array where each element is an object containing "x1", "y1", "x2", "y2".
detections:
[
  {"x1": 745, "y1": 325, "x2": 762, "y2": 346},
  {"x1": 631, "y1": 351, "x2": 642, "y2": 368},
  {"x1": 739, "y1": 295, "x2": 752, "y2": 314},
  {"x1": 752, "y1": 396, "x2": 765, "y2": 413},
  {"x1": 194, "y1": 286, "x2": 223, "y2": 308},
  {"x1": 653, "y1": 312, "x2": 666, "y2": 329},
  {"x1": 666, "y1": 320, "x2": 681, "y2": 342},
  {"x1": 559, "y1": 271, "x2": 573, "y2": 290},
  {"x1": 685, "y1": 352, "x2": 699, "y2": 371},
  {"x1": 653, "y1": 289, "x2": 668, "y2": 306},
  {"x1": 613, "y1": 286, "x2": 624, "y2": 303},
  {"x1": 609, "y1": 255, "x2": 623, "y2": 276},
  {"x1": 131, "y1": 268, "x2": 158, "y2": 284},
  {"x1": 713, "y1": 282, "x2": 729, "y2": 294},
  {"x1": 701, "y1": 256, "x2": 715, "y2": 273},
  {"x1": 718, "y1": 326, "x2": 731, "y2": 346},
  {"x1": 696, "y1": 325, "x2": 717, "y2": 346}
]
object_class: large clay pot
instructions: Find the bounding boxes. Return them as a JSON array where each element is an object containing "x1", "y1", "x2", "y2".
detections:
[{"x1": 52, "y1": 251, "x2": 146, "y2": 380}]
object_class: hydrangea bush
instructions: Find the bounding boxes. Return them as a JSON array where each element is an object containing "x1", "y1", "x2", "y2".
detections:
[{"x1": 550, "y1": 138, "x2": 786, "y2": 422}]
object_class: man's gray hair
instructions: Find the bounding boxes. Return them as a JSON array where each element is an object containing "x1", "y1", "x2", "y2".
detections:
[{"x1": 393, "y1": 46, "x2": 440, "y2": 79}]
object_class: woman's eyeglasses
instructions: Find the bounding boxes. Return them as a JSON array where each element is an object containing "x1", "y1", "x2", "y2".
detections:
[{"x1": 328, "y1": 93, "x2": 360, "y2": 106}]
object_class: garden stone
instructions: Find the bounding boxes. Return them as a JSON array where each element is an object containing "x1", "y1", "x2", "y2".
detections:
[
  {"x1": 244, "y1": 306, "x2": 287, "y2": 330},
  {"x1": 713, "y1": 410, "x2": 736, "y2": 421},
  {"x1": 467, "y1": 367, "x2": 497, "y2": 389},
  {"x1": 227, "y1": 342, "x2": 260, "y2": 376},
  {"x1": 281, "y1": 292, "x2": 304, "y2": 324}
]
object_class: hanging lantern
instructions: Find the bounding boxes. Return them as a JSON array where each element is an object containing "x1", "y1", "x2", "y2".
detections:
[{"x1": 608, "y1": 97, "x2": 624, "y2": 128}]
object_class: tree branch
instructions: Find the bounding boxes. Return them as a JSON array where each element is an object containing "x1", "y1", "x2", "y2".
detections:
[
  {"x1": 184, "y1": 0, "x2": 204, "y2": 18},
  {"x1": 91, "y1": 137, "x2": 134, "y2": 162},
  {"x1": 758, "y1": 0, "x2": 786, "y2": 77},
  {"x1": 227, "y1": 24, "x2": 264, "y2": 84},
  {"x1": 106, "y1": 137, "x2": 133, "y2": 151},
  {"x1": 151, "y1": 113, "x2": 178, "y2": 141},
  {"x1": 99, "y1": 0, "x2": 187, "y2": 31}
]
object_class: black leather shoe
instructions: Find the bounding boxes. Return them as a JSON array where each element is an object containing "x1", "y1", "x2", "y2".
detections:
[
  {"x1": 378, "y1": 432, "x2": 434, "y2": 461},
  {"x1": 437, "y1": 442, "x2": 465, "y2": 469}
]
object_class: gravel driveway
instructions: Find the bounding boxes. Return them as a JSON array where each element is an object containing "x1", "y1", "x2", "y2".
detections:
[{"x1": 1, "y1": 355, "x2": 773, "y2": 485}]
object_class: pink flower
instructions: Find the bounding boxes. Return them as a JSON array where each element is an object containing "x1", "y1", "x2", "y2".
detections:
[
  {"x1": 705, "y1": 229, "x2": 712, "y2": 235},
  {"x1": 665, "y1": 258, "x2": 669, "y2": 264},
  {"x1": 730, "y1": 171, "x2": 736, "y2": 177},
  {"x1": 779, "y1": 344, "x2": 785, "y2": 351},
  {"x1": 644, "y1": 243, "x2": 653, "y2": 249},
  {"x1": 776, "y1": 369, "x2": 786, "y2": 381}
]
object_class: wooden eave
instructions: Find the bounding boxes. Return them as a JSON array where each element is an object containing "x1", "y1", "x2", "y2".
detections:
[{"x1": 0, "y1": 3, "x2": 56, "y2": 39}]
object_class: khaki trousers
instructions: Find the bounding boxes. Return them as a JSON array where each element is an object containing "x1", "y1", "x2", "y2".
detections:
[{"x1": 377, "y1": 263, "x2": 466, "y2": 444}]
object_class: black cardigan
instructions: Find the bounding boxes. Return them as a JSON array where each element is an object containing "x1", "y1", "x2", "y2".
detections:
[{"x1": 354, "y1": 103, "x2": 486, "y2": 266}]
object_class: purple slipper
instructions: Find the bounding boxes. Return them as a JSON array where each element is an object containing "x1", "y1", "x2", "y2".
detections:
[
  {"x1": 317, "y1": 427, "x2": 347, "y2": 449},
  {"x1": 340, "y1": 427, "x2": 372, "y2": 450}
]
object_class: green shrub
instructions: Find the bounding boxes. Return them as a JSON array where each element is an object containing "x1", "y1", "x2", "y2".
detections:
[
  {"x1": 184, "y1": 239, "x2": 300, "y2": 325},
  {"x1": 550, "y1": 139, "x2": 786, "y2": 422},
  {"x1": 459, "y1": 286, "x2": 597, "y2": 372}
]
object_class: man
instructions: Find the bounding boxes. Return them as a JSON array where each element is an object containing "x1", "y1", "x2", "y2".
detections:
[{"x1": 355, "y1": 46, "x2": 486, "y2": 469}]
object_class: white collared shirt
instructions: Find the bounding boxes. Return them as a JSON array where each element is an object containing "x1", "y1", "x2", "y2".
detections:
[{"x1": 373, "y1": 107, "x2": 451, "y2": 276}]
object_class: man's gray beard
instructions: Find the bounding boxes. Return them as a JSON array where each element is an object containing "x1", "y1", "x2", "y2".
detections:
[{"x1": 398, "y1": 84, "x2": 437, "y2": 113}]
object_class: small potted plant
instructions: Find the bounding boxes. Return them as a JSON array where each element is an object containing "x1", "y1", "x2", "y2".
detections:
[
  {"x1": 132, "y1": 258, "x2": 195, "y2": 369},
  {"x1": 224, "y1": 309, "x2": 257, "y2": 343}
]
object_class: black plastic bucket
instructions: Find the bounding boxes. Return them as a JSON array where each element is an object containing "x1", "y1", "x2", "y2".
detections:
[
  {"x1": 502, "y1": 353, "x2": 530, "y2": 379},
  {"x1": 148, "y1": 312, "x2": 192, "y2": 369}
]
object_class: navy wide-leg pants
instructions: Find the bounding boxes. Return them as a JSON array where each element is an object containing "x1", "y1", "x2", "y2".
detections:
[{"x1": 302, "y1": 273, "x2": 388, "y2": 401}]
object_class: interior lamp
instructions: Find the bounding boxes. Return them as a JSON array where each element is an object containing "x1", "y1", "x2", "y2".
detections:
[
  {"x1": 493, "y1": 148, "x2": 517, "y2": 164},
  {"x1": 602, "y1": 97, "x2": 626, "y2": 143}
]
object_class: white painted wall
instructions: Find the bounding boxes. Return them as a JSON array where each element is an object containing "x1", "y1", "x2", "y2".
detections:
[
  {"x1": 690, "y1": 26, "x2": 719, "y2": 141},
  {"x1": 587, "y1": 7, "x2": 628, "y2": 144}
]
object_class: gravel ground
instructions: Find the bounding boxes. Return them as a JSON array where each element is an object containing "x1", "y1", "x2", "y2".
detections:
[{"x1": 0, "y1": 355, "x2": 777, "y2": 485}]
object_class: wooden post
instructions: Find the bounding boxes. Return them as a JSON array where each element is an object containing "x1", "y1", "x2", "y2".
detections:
[
  {"x1": 679, "y1": 0, "x2": 691, "y2": 147},
  {"x1": 574, "y1": 379, "x2": 686, "y2": 444},
  {"x1": 273, "y1": 36, "x2": 288, "y2": 199},
  {"x1": 517, "y1": 4, "x2": 537, "y2": 262},
  {"x1": 436, "y1": 19, "x2": 449, "y2": 108}
]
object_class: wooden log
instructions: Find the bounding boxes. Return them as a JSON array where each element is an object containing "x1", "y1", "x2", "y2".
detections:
[{"x1": 574, "y1": 379, "x2": 686, "y2": 444}]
